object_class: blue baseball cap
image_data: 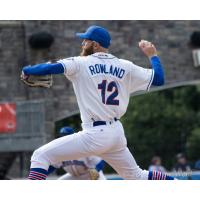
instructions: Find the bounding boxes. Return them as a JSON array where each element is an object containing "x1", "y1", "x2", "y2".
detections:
[
  {"x1": 76, "y1": 25, "x2": 111, "y2": 48},
  {"x1": 59, "y1": 127, "x2": 74, "y2": 136}
]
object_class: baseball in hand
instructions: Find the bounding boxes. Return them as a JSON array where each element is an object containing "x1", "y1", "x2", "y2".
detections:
[{"x1": 139, "y1": 40, "x2": 157, "y2": 58}]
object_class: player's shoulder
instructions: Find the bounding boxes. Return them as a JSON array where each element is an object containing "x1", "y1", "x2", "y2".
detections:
[
  {"x1": 72, "y1": 55, "x2": 94, "y2": 65},
  {"x1": 119, "y1": 58, "x2": 134, "y2": 66},
  {"x1": 118, "y1": 58, "x2": 136, "y2": 72},
  {"x1": 58, "y1": 56, "x2": 85, "y2": 63}
]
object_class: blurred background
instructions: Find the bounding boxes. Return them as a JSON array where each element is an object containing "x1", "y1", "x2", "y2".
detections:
[{"x1": 0, "y1": 20, "x2": 200, "y2": 179}]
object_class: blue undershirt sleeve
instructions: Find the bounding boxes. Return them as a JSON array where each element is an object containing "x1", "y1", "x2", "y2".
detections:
[
  {"x1": 23, "y1": 62, "x2": 64, "y2": 75},
  {"x1": 150, "y1": 56, "x2": 165, "y2": 86}
]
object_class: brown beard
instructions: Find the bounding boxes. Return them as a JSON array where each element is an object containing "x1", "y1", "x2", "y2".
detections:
[{"x1": 80, "y1": 44, "x2": 94, "y2": 56}]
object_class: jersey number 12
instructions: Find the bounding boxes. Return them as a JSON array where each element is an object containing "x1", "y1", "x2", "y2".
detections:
[{"x1": 98, "y1": 80, "x2": 119, "y2": 105}]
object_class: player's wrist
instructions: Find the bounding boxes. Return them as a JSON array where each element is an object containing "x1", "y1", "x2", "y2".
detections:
[
  {"x1": 148, "y1": 54, "x2": 158, "y2": 60},
  {"x1": 150, "y1": 55, "x2": 161, "y2": 66}
]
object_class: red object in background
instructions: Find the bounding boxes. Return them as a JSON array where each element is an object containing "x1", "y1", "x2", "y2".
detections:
[{"x1": 0, "y1": 103, "x2": 16, "y2": 133}]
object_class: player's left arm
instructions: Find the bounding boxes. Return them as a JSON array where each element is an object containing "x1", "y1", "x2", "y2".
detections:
[
  {"x1": 22, "y1": 62, "x2": 64, "y2": 76},
  {"x1": 22, "y1": 57, "x2": 81, "y2": 80}
]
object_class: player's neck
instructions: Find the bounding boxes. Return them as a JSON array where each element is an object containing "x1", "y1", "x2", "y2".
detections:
[{"x1": 94, "y1": 47, "x2": 108, "y2": 54}]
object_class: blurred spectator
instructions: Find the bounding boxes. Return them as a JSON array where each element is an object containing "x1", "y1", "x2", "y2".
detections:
[
  {"x1": 148, "y1": 156, "x2": 166, "y2": 172},
  {"x1": 194, "y1": 159, "x2": 200, "y2": 170},
  {"x1": 173, "y1": 153, "x2": 192, "y2": 172}
]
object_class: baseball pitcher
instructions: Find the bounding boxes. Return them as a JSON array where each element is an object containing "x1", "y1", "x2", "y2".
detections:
[{"x1": 21, "y1": 25, "x2": 175, "y2": 180}]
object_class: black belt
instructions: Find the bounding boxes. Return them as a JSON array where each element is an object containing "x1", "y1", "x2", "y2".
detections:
[{"x1": 93, "y1": 118, "x2": 118, "y2": 127}]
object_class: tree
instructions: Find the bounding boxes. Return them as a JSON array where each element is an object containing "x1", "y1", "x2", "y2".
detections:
[
  {"x1": 121, "y1": 86, "x2": 200, "y2": 170},
  {"x1": 186, "y1": 127, "x2": 200, "y2": 162}
]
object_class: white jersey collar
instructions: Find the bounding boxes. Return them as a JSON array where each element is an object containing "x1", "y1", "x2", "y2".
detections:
[{"x1": 91, "y1": 52, "x2": 116, "y2": 59}]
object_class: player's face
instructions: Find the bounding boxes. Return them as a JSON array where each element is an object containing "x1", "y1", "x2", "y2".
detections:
[{"x1": 80, "y1": 39, "x2": 95, "y2": 56}]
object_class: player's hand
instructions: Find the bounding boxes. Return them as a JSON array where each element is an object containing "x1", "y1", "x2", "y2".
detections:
[
  {"x1": 139, "y1": 40, "x2": 157, "y2": 59},
  {"x1": 20, "y1": 71, "x2": 29, "y2": 80}
]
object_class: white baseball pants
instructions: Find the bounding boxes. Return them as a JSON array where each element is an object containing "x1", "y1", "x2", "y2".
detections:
[{"x1": 31, "y1": 120, "x2": 149, "y2": 180}]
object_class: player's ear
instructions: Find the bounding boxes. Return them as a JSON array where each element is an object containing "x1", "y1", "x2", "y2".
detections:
[{"x1": 92, "y1": 41, "x2": 100, "y2": 50}]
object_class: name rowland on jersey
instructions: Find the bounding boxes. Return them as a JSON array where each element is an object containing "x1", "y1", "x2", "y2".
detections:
[{"x1": 88, "y1": 64, "x2": 125, "y2": 79}]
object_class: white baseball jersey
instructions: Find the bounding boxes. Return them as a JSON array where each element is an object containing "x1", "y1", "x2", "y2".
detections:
[
  {"x1": 58, "y1": 52, "x2": 154, "y2": 123},
  {"x1": 53, "y1": 156, "x2": 103, "y2": 176}
]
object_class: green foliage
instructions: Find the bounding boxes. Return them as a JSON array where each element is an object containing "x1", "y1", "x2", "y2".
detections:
[
  {"x1": 186, "y1": 127, "x2": 200, "y2": 162},
  {"x1": 121, "y1": 86, "x2": 200, "y2": 170}
]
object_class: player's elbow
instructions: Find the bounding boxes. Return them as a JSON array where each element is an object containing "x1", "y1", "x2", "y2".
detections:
[{"x1": 152, "y1": 73, "x2": 165, "y2": 86}]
